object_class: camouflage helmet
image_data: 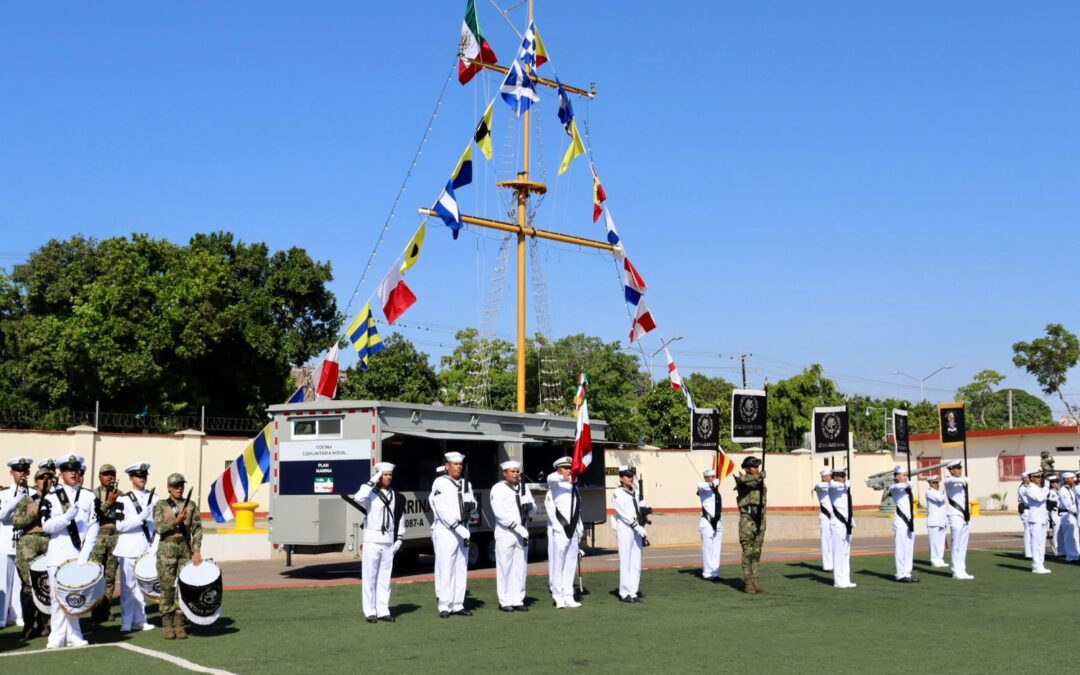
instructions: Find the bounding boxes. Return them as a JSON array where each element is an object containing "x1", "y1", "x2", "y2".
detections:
[{"x1": 166, "y1": 473, "x2": 187, "y2": 487}]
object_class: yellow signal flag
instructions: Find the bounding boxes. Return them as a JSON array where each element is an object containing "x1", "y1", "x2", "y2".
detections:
[
  {"x1": 558, "y1": 119, "x2": 586, "y2": 175},
  {"x1": 474, "y1": 100, "x2": 494, "y2": 161},
  {"x1": 399, "y1": 222, "x2": 426, "y2": 275}
]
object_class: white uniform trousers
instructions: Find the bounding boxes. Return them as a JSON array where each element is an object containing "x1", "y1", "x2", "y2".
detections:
[
  {"x1": 818, "y1": 514, "x2": 833, "y2": 571},
  {"x1": 549, "y1": 530, "x2": 579, "y2": 604},
  {"x1": 1027, "y1": 522, "x2": 1048, "y2": 572},
  {"x1": 117, "y1": 557, "x2": 148, "y2": 629},
  {"x1": 699, "y1": 519, "x2": 722, "y2": 579},
  {"x1": 494, "y1": 535, "x2": 527, "y2": 608},
  {"x1": 0, "y1": 554, "x2": 22, "y2": 626},
  {"x1": 830, "y1": 523, "x2": 852, "y2": 587},
  {"x1": 1050, "y1": 517, "x2": 1061, "y2": 556},
  {"x1": 361, "y1": 542, "x2": 394, "y2": 618},
  {"x1": 893, "y1": 520, "x2": 914, "y2": 579},
  {"x1": 546, "y1": 526, "x2": 556, "y2": 597},
  {"x1": 928, "y1": 526, "x2": 947, "y2": 566},
  {"x1": 948, "y1": 516, "x2": 971, "y2": 576},
  {"x1": 1059, "y1": 514, "x2": 1079, "y2": 561},
  {"x1": 616, "y1": 524, "x2": 643, "y2": 599},
  {"x1": 1022, "y1": 517, "x2": 1032, "y2": 557},
  {"x1": 432, "y1": 528, "x2": 467, "y2": 613},
  {"x1": 47, "y1": 566, "x2": 83, "y2": 647}
]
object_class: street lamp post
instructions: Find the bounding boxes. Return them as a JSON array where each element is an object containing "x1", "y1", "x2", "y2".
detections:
[{"x1": 894, "y1": 366, "x2": 953, "y2": 402}]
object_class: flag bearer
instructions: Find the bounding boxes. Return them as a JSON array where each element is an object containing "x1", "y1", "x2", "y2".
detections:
[
  {"x1": 546, "y1": 457, "x2": 583, "y2": 608},
  {"x1": 41, "y1": 454, "x2": 100, "y2": 649},
  {"x1": 735, "y1": 456, "x2": 767, "y2": 594},
  {"x1": 1019, "y1": 471, "x2": 1051, "y2": 574},
  {"x1": 430, "y1": 452, "x2": 475, "y2": 618},
  {"x1": 1057, "y1": 472, "x2": 1079, "y2": 562},
  {"x1": 813, "y1": 468, "x2": 834, "y2": 572},
  {"x1": 353, "y1": 462, "x2": 405, "y2": 622},
  {"x1": 1018, "y1": 471, "x2": 1032, "y2": 559},
  {"x1": 888, "y1": 466, "x2": 918, "y2": 583},
  {"x1": 113, "y1": 462, "x2": 159, "y2": 632},
  {"x1": 0, "y1": 456, "x2": 32, "y2": 628},
  {"x1": 490, "y1": 460, "x2": 534, "y2": 612},
  {"x1": 944, "y1": 460, "x2": 974, "y2": 579},
  {"x1": 924, "y1": 475, "x2": 949, "y2": 567},
  {"x1": 828, "y1": 467, "x2": 855, "y2": 589},
  {"x1": 612, "y1": 467, "x2": 646, "y2": 603},
  {"x1": 697, "y1": 469, "x2": 723, "y2": 580}
]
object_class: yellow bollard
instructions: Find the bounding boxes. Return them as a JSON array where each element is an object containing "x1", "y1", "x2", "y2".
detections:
[
  {"x1": 232, "y1": 502, "x2": 259, "y2": 531},
  {"x1": 970, "y1": 499, "x2": 980, "y2": 517}
]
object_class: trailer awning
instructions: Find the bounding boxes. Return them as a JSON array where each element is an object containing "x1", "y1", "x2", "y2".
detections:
[{"x1": 381, "y1": 429, "x2": 560, "y2": 444}]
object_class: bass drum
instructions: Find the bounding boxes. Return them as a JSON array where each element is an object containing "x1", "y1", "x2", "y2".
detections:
[
  {"x1": 135, "y1": 551, "x2": 161, "y2": 600},
  {"x1": 177, "y1": 560, "x2": 222, "y2": 626},
  {"x1": 55, "y1": 559, "x2": 105, "y2": 617},
  {"x1": 28, "y1": 556, "x2": 52, "y2": 615}
]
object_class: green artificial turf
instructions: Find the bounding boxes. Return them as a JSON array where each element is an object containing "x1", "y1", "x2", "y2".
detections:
[{"x1": 2, "y1": 550, "x2": 1077, "y2": 674}]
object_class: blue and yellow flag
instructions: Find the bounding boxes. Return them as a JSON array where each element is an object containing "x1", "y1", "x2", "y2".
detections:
[{"x1": 347, "y1": 302, "x2": 386, "y2": 371}]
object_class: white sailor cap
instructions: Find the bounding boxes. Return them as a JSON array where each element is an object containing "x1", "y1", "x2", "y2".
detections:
[
  {"x1": 1063, "y1": 472, "x2": 1077, "y2": 480},
  {"x1": 6, "y1": 456, "x2": 33, "y2": 470},
  {"x1": 553, "y1": 456, "x2": 573, "y2": 469},
  {"x1": 945, "y1": 460, "x2": 962, "y2": 469},
  {"x1": 435, "y1": 466, "x2": 446, "y2": 475},
  {"x1": 1048, "y1": 474, "x2": 1061, "y2": 482},
  {"x1": 125, "y1": 462, "x2": 151, "y2": 475},
  {"x1": 500, "y1": 460, "x2": 522, "y2": 471},
  {"x1": 703, "y1": 469, "x2": 717, "y2": 478},
  {"x1": 832, "y1": 466, "x2": 848, "y2": 475},
  {"x1": 893, "y1": 465, "x2": 908, "y2": 475},
  {"x1": 57, "y1": 454, "x2": 84, "y2": 471},
  {"x1": 444, "y1": 452, "x2": 466, "y2": 463},
  {"x1": 1021, "y1": 470, "x2": 1032, "y2": 478},
  {"x1": 820, "y1": 468, "x2": 833, "y2": 477},
  {"x1": 373, "y1": 462, "x2": 395, "y2": 473}
]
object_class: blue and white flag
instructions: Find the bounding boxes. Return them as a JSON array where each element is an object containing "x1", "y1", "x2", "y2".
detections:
[
  {"x1": 433, "y1": 180, "x2": 462, "y2": 239},
  {"x1": 286, "y1": 384, "x2": 307, "y2": 404},
  {"x1": 556, "y1": 78, "x2": 574, "y2": 136},
  {"x1": 604, "y1": 208, "x2": 624, "y2": 254},
  {"x1": 499, "y1": 60, "x2": 539, "y2": 118}
]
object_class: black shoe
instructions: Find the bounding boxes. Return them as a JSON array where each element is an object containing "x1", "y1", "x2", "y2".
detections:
[
  {"x1": 453, "y1": 610, "x2": 474, "y2": 617},
  {"x1": 619, "y1": 596, "x2": 637, "y2": 603},
  {"x1": 439, "y1": 611, "x2": 450, "y2": 619},
  {"x1": 366, "y1": 616, "x2": 378, "y2": 623},
  {"x1": 513, "y1": 605, "x2": 529, "y2": 612},
  {"x1": 378, "y1": 615, "x2": 395, "y2": 623},
  {"x1": 499, "y1": 606, "x2": 515, "y2": 613},
  {"x1": 908, "y1": 577, "x2": 920, "y2": 583}
]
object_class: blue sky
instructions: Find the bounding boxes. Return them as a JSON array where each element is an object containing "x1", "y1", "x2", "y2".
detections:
[{"x1": 2, "y1": 2, "x2": 1078, "y2": 413}]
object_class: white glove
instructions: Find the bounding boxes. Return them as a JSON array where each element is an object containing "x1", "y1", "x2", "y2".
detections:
[
  {"x1": 711, "y1": 479, "x2": 720, "y2": 487},
  {"x1": 455, "y1": 525, "x2": 471, "y2": 541},
  {"x1": 369, "y1": 471, "x2": 383, "y2": 486},
  {"x1": 634, "y1": 525, "x2": 647, "y2": 539},
  {"x1": 392, "y1": 540, "x2": 403, "y2": 555},
  {"x1": 64, "y1": 505, "x2": 81, "y2": 523},
  {"x1": 639, "y1": 500, "x2": 650, "y2": 510},
  {"x1": 514, "y1": 525, "x2": 529, "y2": 539}
]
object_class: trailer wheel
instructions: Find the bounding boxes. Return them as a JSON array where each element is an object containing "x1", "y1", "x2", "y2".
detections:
[
  {"x1": 484, "y1": 537, "x2": 498, "y2": 567},
  {"x1": 466, "y1": 537, "x2": 483, "y2": 569}
]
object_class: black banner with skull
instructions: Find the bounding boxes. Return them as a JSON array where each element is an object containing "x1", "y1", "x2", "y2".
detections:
[
  {"x1": 691, "y1": 408, "x2": 720, "y2": 453},
  {"x1": 812, "y1": 406, "x2": 850, "y2": 453},
  {"x1": 892, "y1": 409, "x2": 910, "y2": 454},
  {"x1": 731, "y1": 389, "x2": 767, "y2": 443}
]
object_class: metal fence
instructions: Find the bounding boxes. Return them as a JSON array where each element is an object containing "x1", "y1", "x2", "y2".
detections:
[{"x1": 0, "y1": 407, "x2": 265, "y2": 436}]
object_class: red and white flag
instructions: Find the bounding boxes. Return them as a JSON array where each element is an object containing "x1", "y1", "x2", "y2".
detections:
[
  {"x1": 629, "y1": 297, "x2": 657, "y2": 342},
  {"x1": 665, "y1": 346, "x2": 683, "y2": 391},
  {"x1": 377, "y1": 266, "x2": 417, "y2": 325},
  {"x1": 571, "y1": 389, "x2": 593, "y2": 481},
  {"x1": 312, "y1": 344, "x2": 340, "y2": 400}
]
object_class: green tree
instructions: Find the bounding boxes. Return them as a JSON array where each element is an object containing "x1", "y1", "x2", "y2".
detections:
[
  {"x1": 908, "y1": 400, "x2": 938, "y2": 434},
  {"x1": 338, "y1": 333, "x2": 438, "y2": 404},
  {"x1": 956, "y1": 369, "x2": 1006, "y2": 429},
  {"x1": 1013, "y1": 324, "x2": 1080, "y2": 422},
  {"x1": 0, "y1": 233, "x2": 339, "y2": 418},
  {"x1": 766, "y1": 365, "x2": 844, "y2": 451},
  {"x1": 639, "y1": 384, "x2": 690, "y2": 446},
  {"x1": 438, "y1": 328, "x2": 517, "y2": 411}
]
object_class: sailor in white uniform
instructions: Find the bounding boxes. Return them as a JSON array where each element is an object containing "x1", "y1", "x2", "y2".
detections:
[
  {"x1": 0, "y1": 456, "x2": 32, "y2": 628},
  {"x1": 1046, "y1": 475, "x2": 1061, "y2": 557},
  {"x1": 887, "y1": 466, "x2": 918, "y2": 583},
  {"x1": 612, "y1": 466, "x2": 646, "y2": 603},
  {"x1": 113, "y1": 462, "x2": 159, "y2": 632},
  {"x1": 813, "y1": 468, "x2": 834, "y2": 572},
  {"x1": 697, "y1": 468, "x2": 723, "y2": 579},
  {"x1": 430, "y1": 452, "x2": 475, "y2": 618},
  {"x1": 1018, "y1": 471, "x2": 1032, "y2": 559},
  {"x1": 546, "y1": 456, "x2": 583, "y2": 608},
  {"x1": 40, "y1": 454, "x2": 100, "y2": 649},
  {"x1": 353, "y1": 461, "x2": 406, "y2": 622},
  {"x1": 924, "y1": 475, "x2": 948, "y2": 567},
  {"x1": 1019, "y1": 470, "x2": 1051, "y2": 574},
  {"x1": 1057, "y1": 472, "x2": 1079, "y2": 562},
  {"x1": 943, "y1": 460, "x2": 974, "y2": 579},
  {"x1": 490, "y1": 460, "x2": 534, "y2": 612},
  {"x1": 828, "y1": 467, "x2": 855, "y2": 589}
]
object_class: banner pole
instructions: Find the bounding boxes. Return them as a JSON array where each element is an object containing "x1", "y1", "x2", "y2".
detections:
[{"x1": 761, "y1": 384, "x2": 768, "y2": 472}]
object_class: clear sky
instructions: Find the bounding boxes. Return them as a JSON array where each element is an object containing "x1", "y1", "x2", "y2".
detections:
[{"x1": 2, "y1": 2, "x2": 1078, "y2": 413}]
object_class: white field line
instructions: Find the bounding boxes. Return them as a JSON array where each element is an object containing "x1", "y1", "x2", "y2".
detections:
[{"x1": 0, "y1": 642, "x2": 238, "y2": 675}]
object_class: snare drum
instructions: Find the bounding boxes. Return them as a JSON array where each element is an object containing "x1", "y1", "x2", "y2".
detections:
[
  {"x1": 177, "y1": 560, "x2": 222, "y2": 626},
  {"x1": 135, "y1": 551, "x2": 161, "y2": 600},
  {"x1": 28, "y1": 556, "x2": 52, "y2": 615},
  {"x1": 54, "y1": 559, "x2": 105, "y2": 616}
]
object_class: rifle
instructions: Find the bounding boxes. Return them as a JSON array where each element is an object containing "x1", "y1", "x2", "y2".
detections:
[
  {"x1": 177, "y1": 488, "x2": 194, "y2": 547},
  {"x1": 636, "y1": 473, "x2": 652, "y2": 547}
]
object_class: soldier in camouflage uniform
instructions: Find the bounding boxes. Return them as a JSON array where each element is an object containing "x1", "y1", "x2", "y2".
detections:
[
  {"x1": 14, "y1": 468, "x2": 52, "y2": 639},
  {"x1": 90, "y1": 464, "x2": 121, "y2": 623},
  {"x1": 735, "y1": 456, "x2": 767, "y2": 594},
  {"x1": 153, "y1": 473, "x2": 202, "y2": 640}
]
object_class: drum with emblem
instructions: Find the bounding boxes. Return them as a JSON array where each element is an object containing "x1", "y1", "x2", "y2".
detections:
[
  {"x1": 54, "y1": 559, "x2": 105, "y2": 616},
  {"x1": 28, "y1": 555, "x2": 52, "y2": 615},
  {"x1": 135, "y1": 551, "x2": 161, "y2": 600},
  {"x1": 177, "y1": 559, "x2": 223, "y2": 626}
]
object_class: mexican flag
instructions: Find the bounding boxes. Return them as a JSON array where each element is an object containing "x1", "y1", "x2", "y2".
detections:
[
  {"x1": 458, "y1": 0, "x2": 498, "y2": 85},
  {"x1": 571, "y1": 382, "x2": 593, "y2": 481}
]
